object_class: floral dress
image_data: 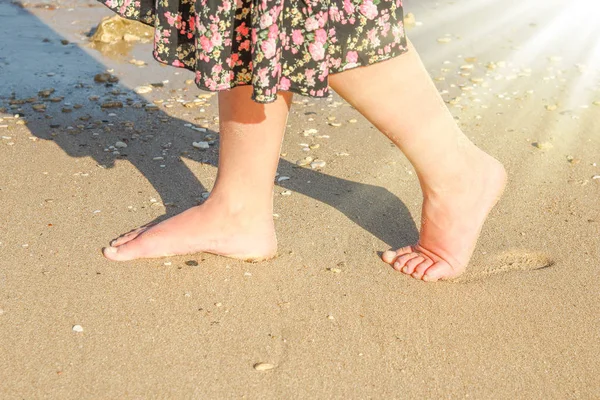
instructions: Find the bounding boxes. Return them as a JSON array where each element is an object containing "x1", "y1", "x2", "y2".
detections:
[{"x1": 99, "y1": 0, "x2": 409, "y2": 104}]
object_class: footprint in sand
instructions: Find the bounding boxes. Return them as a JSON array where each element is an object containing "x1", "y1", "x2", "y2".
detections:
[{"x1": 451, "y1": 250, "x2": 555, "y2": 282}]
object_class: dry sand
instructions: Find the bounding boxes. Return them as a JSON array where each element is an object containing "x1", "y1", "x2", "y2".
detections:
[{"x1": 1, "y1": 0, "x2": 599, "y2": 398}]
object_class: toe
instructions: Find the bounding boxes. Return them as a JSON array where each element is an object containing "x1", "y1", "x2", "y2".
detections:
[
  {"x1": 393, "y1": 252, "x2": 420, "y2": 271},
  {"x1": 382, "y1": 250, "x2": 398, "y2": 264},
  {"x1": 403, "y1": 256, "x2": 425, "y2": 275},
  {"x1": 382, "y1": 246, "x2": 413, "y2": 264},
  {"x1": 422, "y1": 261, "x2": 454, "y2": 282},
  {"x1": 411, "y1": 259, "x2": 434, "y2": 280},
  {"x1": 103, "y1": 234, "x2": 152, "y2": 261}
]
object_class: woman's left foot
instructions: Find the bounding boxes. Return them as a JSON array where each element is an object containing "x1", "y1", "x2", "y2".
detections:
[{"x1": 382, "y1": 149, "x2": 507, "y2": 281}]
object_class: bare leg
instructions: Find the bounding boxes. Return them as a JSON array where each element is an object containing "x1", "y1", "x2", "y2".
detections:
[
  {"x1": 328, "y1": 41, "x2": 507, "y2": 281},
  {"x1": 102, "y1": 85, "x2": 293, "y2": 261}
]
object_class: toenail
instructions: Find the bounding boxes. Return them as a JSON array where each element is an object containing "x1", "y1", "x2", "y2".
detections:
[
  {"x1": 394, "y1": 261, "x2": 400, "y2": 269},
  {"x1": 422, "y1": 275, "x2": 433, "y2": 282},
  {"x1": 104, "y1": 246, "x2": 117, "y2": 254},
  {"x1": 402, "y1": 266, "x2": 408, "y2": 273}
]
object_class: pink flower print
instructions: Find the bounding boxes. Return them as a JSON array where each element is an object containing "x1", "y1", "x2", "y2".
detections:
[
  {"x1": 345, "y1": 51, "x2": 358, "y2": 64},
  {"x1": 292, "y1": 29, "x2": 304, "y2": 45},
  {"x1": 259, "y1": 12, "x2": 273, "y2": 29},
  {"x1": 314, "y1": 29, "x2": 327, "y2": 44},
  {"x1": 268, "y1": 24, "x2": 279, "y2": 39},
  {"x1": 200, "y1": 35, "x2": 213, "y2": 53},
  {"x1": 305, "y1": 17, "x2": 319, "y2": 31},
  {"x1": 279, "y1": 76, "x2": 291, "y2": 91},
  {"x1": 239, "y1": 39, "x2": 251, "y2": 51},
  {"x1": 172, "y1": 59, "x2": 184, "y2": 67},
  {"x1": 305, "y1": 68, "x2": 315, "y2": 82},
  {"x1": 212, "y1": 32, "x2": 223, "y2": 47},
  {"x1": 228, "y1": 53, "x2": 240, "y2": 67},
  {"x1": 330, "y1": 57, "x2": 342, "y2": 69},
  {"x1": 212, "y1": 64, "x2": 223, "y2": 74},
  {"x1": 257, "y1": 67, "x2": 269, "y2": 87},
  {"x1": 308, "y1": 42, "x2": 325, "y2": 61},
  {"x1": 261, "y1": 38, "x2": 277, "y2": 59},
  {"x1": 359, "y1": 0, "x2": 378, "y2": 20},
  {"x1": 236, "y1": 22, "x2": 250, "y2": 37},
  {"x1": 205, "y1": 78, "x2": 216, "y2": 91},
  {"x1": 343, "y1": 0, "x2": 354, "y2": 14},
  {"x1": 164, "y1": 11, "x2": 175, "y2": 26},
  {"x1": 222, "y1": 0, "x2": 231, "y2": 11}
]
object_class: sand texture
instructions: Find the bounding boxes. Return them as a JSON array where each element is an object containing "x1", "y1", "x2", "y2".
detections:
[{"x1": 1, "y1": 0, "x2": 599, "y2": 398}]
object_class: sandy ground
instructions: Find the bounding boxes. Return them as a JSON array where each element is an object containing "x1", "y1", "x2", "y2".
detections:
[{"x1": 1, "y1": 0, "x2": 599, "y2": 398}]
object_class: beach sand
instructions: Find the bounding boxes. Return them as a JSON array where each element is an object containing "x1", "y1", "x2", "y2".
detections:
[{"x1": 1, "y1": 0, "x2": 599, "y2": 398}]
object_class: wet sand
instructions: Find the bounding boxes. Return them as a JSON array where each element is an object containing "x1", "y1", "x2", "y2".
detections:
[{"x1": 1, "y1": 0, "x2": 599, "y2": 398}]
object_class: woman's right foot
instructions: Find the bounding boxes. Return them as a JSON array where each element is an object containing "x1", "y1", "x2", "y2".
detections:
[
  {"x1": 382, "y1": 149, "x2": 507, "y2": 281},
  {"x1": 102, "y1": 196, "x2": 278, "y2": 262}
]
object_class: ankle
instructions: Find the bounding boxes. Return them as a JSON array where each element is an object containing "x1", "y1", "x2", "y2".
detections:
[{"x1": 204, "y1": 190, "x2": 273, "y2": 219}]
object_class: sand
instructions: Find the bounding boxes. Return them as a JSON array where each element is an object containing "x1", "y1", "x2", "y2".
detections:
[{"x1": 1, "y1": 0, "x2": 599, "y2": 398}]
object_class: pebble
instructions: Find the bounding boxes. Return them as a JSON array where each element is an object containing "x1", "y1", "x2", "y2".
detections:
[
  {"x1": 302, "y1": 128, "x2": 318, "y2": 136},
  {"x1": 128, "y1": 59, "x2": 146, "y2": 66},
  {"x1": 533, "y1": 141, "x2": 553, "y2": 150},
  {"x1": 310, "y1": 160, "x2": 326, "y2": 169},
  {"x1": 404, "y1": 12, "x2": 416, "y2": 26},
  {"x1": 191, "y1": 126, "x2": 207, "y2": 132},
  {"x1": 72, "y1": 325, "x2": 84, "y2": 333},
  {"x1": 134, "y1": 85, "x2": 153, "y2": 94},
  {"x1": 296, "y1": 156, "x2": 314, "y2": 166},
  {"x1": 281, "y1": 190, "x2": 292, "y2": 196},
  {"x1": 437, "y1": 37, "x2": 452, "y2": 43},
  {"x1": 94, "y1": 73, "x2": 119, "y2": 83},
  {"x1": 545, "y1": 104, "x2": 558, "y2": 111},
  {"x1": 185, "y1": 260, "x2": 199, "y2": 266},
  {"x1": 192, "y1": 141, "x2": 210, "y2": 149},
  {"x1": 348, "y1": 119, "x2": 357, "y2": 123},
  {"x1": 145, "y1": 104, "x2": 159, "y2": 111},
  {"x1": 593, "y1": 101, "x2": 600, "y2": 106},
  {"x1": 328, "y1": 122, "x2": 342, "y2": 127},
  {"x1": 32, "y1": 104, "x2": 47, "y2": 112},
  {"x1": 201, "y1": 192, "x2": 210, "y2": 199},
  {"x1": 101, "y1": 101, "x2": 123, "y2": 109},
  {"x1": 38, "y1": 88, "x2": 55, "y2": 98},
  {"x1": 115, "y1": 141, "x2": 128, "y2": 148},
  {"x1": 277, "y1": 176, "x2": 290, "y2": 182},
  {"x1": 253, "y1": 363, "x2": 275, "y2": 371}
]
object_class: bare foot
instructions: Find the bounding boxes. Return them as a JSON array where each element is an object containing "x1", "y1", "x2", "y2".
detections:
[
  {"x1": 102, "y1": 197, "x2": 277, "y2": 262},
  {"x1": 382, "y1": 150, "x2": 507, "y2": 281}
]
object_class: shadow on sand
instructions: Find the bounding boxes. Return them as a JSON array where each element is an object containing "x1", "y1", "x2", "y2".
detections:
[{"x1": 0, "y1": 1, "x2": 419, "y2": 253}]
